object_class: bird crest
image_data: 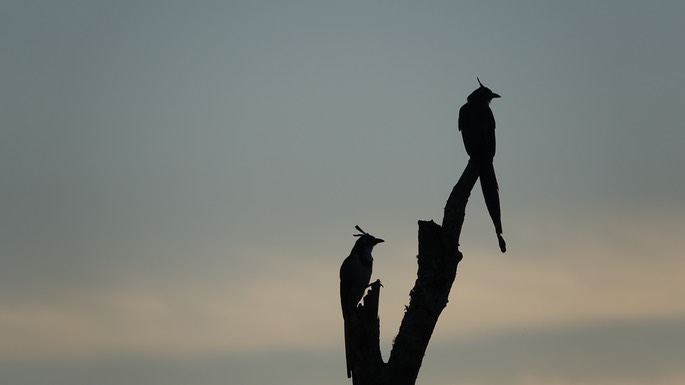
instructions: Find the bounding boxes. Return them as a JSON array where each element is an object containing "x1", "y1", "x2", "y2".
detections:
[
  {"x1": 352, "y1": 225, "x2": 384, "y2": 246},
  {"x1": 353, "y1": 225, "x2": 369, "y2": 237},
  {"x1": 468, "y1": 77, "x2": 500, "y2": 102}
]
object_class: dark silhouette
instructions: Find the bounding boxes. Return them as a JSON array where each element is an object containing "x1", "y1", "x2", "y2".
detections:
[
  {"x1": 457, "y1": 78, "x2": 506, "y2": 252},
  {"x1": 339, "y1": 226, "x2": 384, "y2": 381},
  {"x1": 339, "y1": 220, "x2": 461, "y2": 385},
  {"x1": 338, "y1": 78, "x2": 512, "y2": 385}
]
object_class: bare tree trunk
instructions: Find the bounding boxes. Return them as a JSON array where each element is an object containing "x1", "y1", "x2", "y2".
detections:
[{"x1": 345, "y1": 176, "x2": 469, "y2": 384}]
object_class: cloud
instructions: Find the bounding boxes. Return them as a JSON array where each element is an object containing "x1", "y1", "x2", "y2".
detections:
[
  {"x1": 2, "y1": 208, "x2": 682, "y2": 364},
  {"x1": 435, "y1": 208, "x2": 685, "y2": 338},
  {"x1": 2, "y1": 317, "x2": 683, "y2": 385},
  {"x1": 423, "y1": 316, "x2": 685, "y2": 385},
  {"x1": 0, "y1": 249, "x2": 344, "y2": 361}
]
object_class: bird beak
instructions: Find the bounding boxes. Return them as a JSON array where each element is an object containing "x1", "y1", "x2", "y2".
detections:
[
  {"x1": 375, "y1": 238, "x2": 385, "y2": 244},
  {"x1": 491, "y1": 92, "x2": 501, "y2": 98}
]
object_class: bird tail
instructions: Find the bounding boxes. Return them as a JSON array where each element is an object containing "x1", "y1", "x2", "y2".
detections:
[{"x1": 343, "y1": 317, "x2": 352, "y2": 378}]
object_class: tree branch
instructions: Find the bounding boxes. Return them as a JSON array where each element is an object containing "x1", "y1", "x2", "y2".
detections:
[
  {"x1": 348, "y1": 280, "x2": 384, "y2": 384},
  {"x1": 345, "y1": 175, "x2": 470, "y2": 384},
  {"x1": 387, "y1": 220, "x2": 461, "y2": 384}
]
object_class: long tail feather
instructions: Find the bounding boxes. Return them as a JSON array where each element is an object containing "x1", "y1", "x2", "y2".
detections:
[{"x1": 344, "y1": 318, "x2": 352, "y2": 378}]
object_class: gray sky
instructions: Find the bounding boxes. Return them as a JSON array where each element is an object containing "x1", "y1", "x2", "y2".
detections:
[{"x1": 2, "y1": 1, "x2": 684, "y2": 384}]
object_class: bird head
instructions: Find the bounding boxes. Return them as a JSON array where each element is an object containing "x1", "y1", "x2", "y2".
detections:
[
  {"x1": 352, "y1": 225, "x2": 384, "y2": 252},
  {"x1": 467, "y1": 77, "x2": 501, "y2": 104}
]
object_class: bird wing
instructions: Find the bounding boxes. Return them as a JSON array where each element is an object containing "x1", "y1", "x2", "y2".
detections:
[
  {"x1": 339, "y1": 257, "x2": 353, "y2": 318},
  {"x1": 459, "y1": 103, "x2": 497, "y2": 159},
  {"x1": 340, "y1": 256, "x2": 354, "y2": 378},
  {"x1": 459, "y1": 103, "x2": 477, "y2": 157}
]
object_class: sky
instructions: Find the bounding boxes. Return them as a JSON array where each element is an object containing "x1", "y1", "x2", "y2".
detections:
[{"x1": 1, "y1": 1, "x2": 684, "y2": 384}]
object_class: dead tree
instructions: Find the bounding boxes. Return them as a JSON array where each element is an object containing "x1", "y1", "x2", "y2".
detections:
[{"x1": 344, "y1": 176, "x2": 472, "y2": 385}]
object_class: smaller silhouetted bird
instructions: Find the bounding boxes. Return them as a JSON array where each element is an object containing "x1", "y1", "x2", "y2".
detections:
[
  {"x1": 458, "y1": 78, "x2": 506, "y2": 252},
  {"x1": 340, "y1": 225, "x2": 384, "y2": 379}
]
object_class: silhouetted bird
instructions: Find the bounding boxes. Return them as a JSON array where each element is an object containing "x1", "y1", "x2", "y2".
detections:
[
  {"x1": 458, "y1": 78, "x2": 506, "y2": 252},
  {"x1": 339, "y1": 226, "x2": 384, "y2": 379}
]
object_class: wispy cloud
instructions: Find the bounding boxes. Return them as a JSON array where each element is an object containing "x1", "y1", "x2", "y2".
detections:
[{"x1": 2, "y1": 210, "x2": 682, "y2": 363}]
